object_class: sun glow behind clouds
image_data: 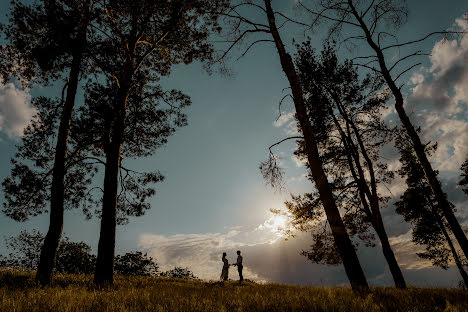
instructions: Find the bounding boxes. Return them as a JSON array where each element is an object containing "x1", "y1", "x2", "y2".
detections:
[{"x1": 256, "y1": 211, "x2": 294, "y2": 241}]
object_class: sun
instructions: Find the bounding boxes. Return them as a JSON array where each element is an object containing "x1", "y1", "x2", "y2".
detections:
[{"x1": 260, "y1": 212, "x2": 293, "y2": 238}]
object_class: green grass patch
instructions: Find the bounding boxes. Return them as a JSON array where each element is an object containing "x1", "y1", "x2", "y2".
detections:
[{"x1": 0, "y1": 268, "x2": 466, "y2": 311}]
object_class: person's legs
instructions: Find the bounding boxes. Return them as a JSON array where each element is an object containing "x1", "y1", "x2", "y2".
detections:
[{"x1": 238, "y1": 265, "x2": 243, "y2": 283}]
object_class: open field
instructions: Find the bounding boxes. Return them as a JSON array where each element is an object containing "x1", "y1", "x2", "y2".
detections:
[{"x1": 0, "y1": 269, "x2": 467, "y2": 312}]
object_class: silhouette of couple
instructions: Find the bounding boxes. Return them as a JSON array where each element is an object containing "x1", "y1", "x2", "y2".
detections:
[{"x1": 220, "y1": 250, "x2": 243, "y2": 283}]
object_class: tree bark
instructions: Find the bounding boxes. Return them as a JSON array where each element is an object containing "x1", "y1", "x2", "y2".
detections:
[
  {"x1": 93, "y1": 84, "x2": 129, "y2": 286},
  {"x1": 347, "y1": 0, "x2": 468, "y2": 261},
  {"x1": 35, "y1": 20, "x2": 87, "y2": 286},
  {"x1": 264, "y1": 0, "x2": 369, "y2": 294}
]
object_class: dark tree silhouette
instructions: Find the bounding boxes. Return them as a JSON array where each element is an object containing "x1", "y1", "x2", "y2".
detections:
[
  {"x1": 459, "y1": 158, "x2": 468, "y2": 195},
  {"x1": 296, "y1": 0, "x2": 468, "y2": 262},
  {"x1": 114, "y1": 251, "x2": 159, "y2": 276},
  {"x1": 3, "y1": 230, "x2": 44, "y2": 270},
  {"x1": 55, "y1": 238, "x2": 96, "y2": 274},
  {"x1": 71, "y1": 79, "x2": 175, "y2": 225},
  {"x1": 395, "y1": 134, "x2": 468, "y2": 286},
  {"x1": 89, "y1": 0, "x2": 228, "y2": 285},
  {"x1": 286, "y1": 43, "x2": 406, "y2": 288},
  {"x1": 161, "y1": 267, "x2": 198, "y2": 279},
  {"x1": 2, "y1": 230, "x2": 96, "y2": 274},
  {"x1": 0, "y1": 0, "x2": 94, "y2": 285},
  {"x1": 225, "y1": 0, "x2": 369, "y2": 293}
]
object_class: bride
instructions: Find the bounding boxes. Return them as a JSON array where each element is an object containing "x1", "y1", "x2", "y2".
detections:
[{"x1": 220, "y1": 252, "x2": 229, "y2": 281}]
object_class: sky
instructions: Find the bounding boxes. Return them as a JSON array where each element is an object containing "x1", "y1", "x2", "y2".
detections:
[{"x1": 0, "y1": 0, "x2": 467, "y2": 287}]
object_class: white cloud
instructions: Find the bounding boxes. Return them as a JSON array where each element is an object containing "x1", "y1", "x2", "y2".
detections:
[
  {"x1": 388, "y1": 231, "x2": 433, "y2": 270},
  {"x1": 273, "y1": 111, "x2": 295, "y2": 127},
  {"x1": 273, "y1": 111, "x2": 300, "y2": 135},
  {"x1": 291, "y1": 154, "x2": 307, "y2": 167},
  {"x1": 137, "y1": 209, "x2": 465, "y2": 286},
  {"x1": 0, "y1": 82, "x2": 36, "y2": 138},
  {"x1": 138, "y1": 211, "x2": 295, "y2": 281},
  {"x1": 406, "y1": 15, "x2": 468, "y2": 172}
]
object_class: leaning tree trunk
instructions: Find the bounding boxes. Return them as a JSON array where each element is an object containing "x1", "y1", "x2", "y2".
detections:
[
  {"x1": 93, "y1": 77, "x2": 130, "y2": 286},
  {"x1": 328, "y1": 101, "x2": 406, "y2": 289},
  {"x1": 344, "y1": 110, "x2": 406, "y2": 289},
  {"x1": 347, "y1": 0, "x2": 468, "y2": 261},
  {"x1": 350, "y1": 144, "x2": 406, "y2": 289},
  {"x1": 436, "y1": 213, "x2": 468, "y2": 286},
  {"x1": 372, "y1": 215, "x2": 407, "y2": 288},
  {"x1": 264, "y1": 0, "x2": 369, "y2": 293},
  {"x1": 36, "y1": 33, "x2": 86, "y2": 287}
]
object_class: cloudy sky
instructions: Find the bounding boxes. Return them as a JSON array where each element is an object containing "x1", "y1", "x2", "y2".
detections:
[{"x1": 0, "y1": 0, "x2": 467, "y2": 287}]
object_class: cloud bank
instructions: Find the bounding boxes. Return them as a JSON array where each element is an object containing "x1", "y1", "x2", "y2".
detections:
[
  {"x1": 0, "y1": 82, "x2": 36, "y2": 139},
  {"x1": 138, "y1": 220, "x2": 465, "y2": 287},
  {"x1": 408, "y1": 16, "x2": 468, "y2": 172}
]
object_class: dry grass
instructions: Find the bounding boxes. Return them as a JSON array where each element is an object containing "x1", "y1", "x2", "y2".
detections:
[{"x1": 0, "y1": 268, "x2": 467, "y2": 311}]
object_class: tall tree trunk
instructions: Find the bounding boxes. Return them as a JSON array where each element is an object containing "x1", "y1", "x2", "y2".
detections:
[
  {"x1": 264, "y1": 0, "x2": 369, "y2": 293},
  {"x1": 437, "y1": 214, "x2": 468, "y2": 286},
  {"x1": 94, "y1": 81, "x2": 129, "y2": 286},
  {"x1": 347, "y1": 0, "x2": 468, "y2": 261},
  {"x1": 36, "y1": 40, "x2": 85, "y2": 287},
  {"x1": 326, "y1": 95, "x2": 406, "y2": 288},
  {"x1": 372, "y1": 215, "x2": 407, "y2": 288},
  {"x1": 339, "y1": 103, "x2": 406, "y2": 289}
]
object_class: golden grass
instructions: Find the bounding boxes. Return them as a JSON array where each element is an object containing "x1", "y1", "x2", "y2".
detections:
[{"x1": 0, "y1": 268, "x2": 466, "y2": 311}]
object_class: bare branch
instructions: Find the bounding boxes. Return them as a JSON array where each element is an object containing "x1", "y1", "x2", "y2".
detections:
[
  {"x1": 394, "y1": 62, "x2": 421, "y2": 82},
  {"x1": 268, "y1": 136, "x2": 304, "y2": 153},
  {"x1": 388, "y1": 51, "x2": 429, "y2": 72},
  {"x1": 382, "y1": 31, "x2": 464, "y2": 51},
  {"x1": 277, "y1": 94, "x2": 293, "y2": 121},
  {"x1": 274, "y1": 11, "x2": 311, "y2": 28},
  {"x1": 217, "y1": 29, "x2": 271, "y2": 62},
  {"x1": 298, "y1": 2, "x2": 360, "y2": 28},
  {"x1": 353, "y1": 63, "x2": 382, "y2": 74},
  {"x1": 237, "y1": 39, "x2": 274, "y2": 60}
]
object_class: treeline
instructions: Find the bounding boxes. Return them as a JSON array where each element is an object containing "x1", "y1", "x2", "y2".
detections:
[
  {"x1": 0, "y1": 230, "x2": 197, "y2": 279},
  {"x1": 1, "y1": 0, "x2": 467, "y2": 294}
]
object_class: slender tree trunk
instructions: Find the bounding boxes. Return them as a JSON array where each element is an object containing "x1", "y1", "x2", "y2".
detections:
[
  {"x1": 264, "y1": 0, "x2": 369, "y2": 293},
  {"x1": 347, "y1": 0, "x2": 468, "y2": 260},
  {"x1": 94, "y1": 79, "x2": 130, "y2": 286},
  {"x1": 372, "y1": 216, "x2": 407, "y2": 288},
  {"x1": 326, "y1": 99, "x2": 406, "y2": 288},
  {"x1": 36, "y1": 42, "x2": 85, "y2": 287},
  {"x1": 341, "y1": 108, "x2": 406, "y2": 289},
  {"x1": 437, "y1": 215, "x2": 468, "y2": 286}
]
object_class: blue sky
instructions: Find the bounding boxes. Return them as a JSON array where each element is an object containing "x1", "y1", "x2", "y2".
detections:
[{"x1": 1, "y1": 0, "x2": 468, "y2": 286}]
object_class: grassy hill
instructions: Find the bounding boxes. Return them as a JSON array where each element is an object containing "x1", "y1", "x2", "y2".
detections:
[{"x1": 0, "y1": 269, "x2": 466, "y2": 311}]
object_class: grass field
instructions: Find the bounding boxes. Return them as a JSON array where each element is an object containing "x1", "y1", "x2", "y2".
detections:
[{"x1": 0, "y1": 269, "x2": 467, "y2": 311}]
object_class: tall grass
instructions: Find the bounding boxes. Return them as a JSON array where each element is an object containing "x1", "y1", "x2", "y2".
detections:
[{"x1": 0, "y1": 268, "x2": 466, "y2": 311}]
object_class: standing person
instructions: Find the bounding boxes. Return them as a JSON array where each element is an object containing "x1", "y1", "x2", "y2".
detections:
[
  {"x1": 234, "y1": 250, "x2": 243, "y2": 283},
  {"x1": 220, "y1": 252, "x2": 229, "y2": 281}
]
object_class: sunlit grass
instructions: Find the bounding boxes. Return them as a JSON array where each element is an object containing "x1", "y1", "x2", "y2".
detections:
[{"x1": 0, "y1": 268, "x2": 466, "y2": 311}]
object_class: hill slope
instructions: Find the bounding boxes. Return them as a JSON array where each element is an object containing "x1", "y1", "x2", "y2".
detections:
[{"x1": 0, "y1": 269, "x2": 466, "y2": 311}]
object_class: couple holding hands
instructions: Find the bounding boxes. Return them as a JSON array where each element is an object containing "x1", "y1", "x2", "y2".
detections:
[{"x1": 220, "y1": 250, "x2": 243, "y2": 283}]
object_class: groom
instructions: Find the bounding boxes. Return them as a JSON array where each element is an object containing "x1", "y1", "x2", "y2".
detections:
[{"x1": 233, "y1": 250, "x2": 243, "y2": 283}]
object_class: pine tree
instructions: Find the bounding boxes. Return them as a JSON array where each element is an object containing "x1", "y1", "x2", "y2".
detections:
[
  {"x1": 395, "y1": 134, "x2": 468, "y2": 286},
  {"x1": 286, "y1": 42, "x2": 405, "y2": 288},
  {"x1": 88, "y1": 0, "x2": 228, "y2": 285},
  {"x1": 1, "y1": 0, "x2": 95, "y2": 285}
]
